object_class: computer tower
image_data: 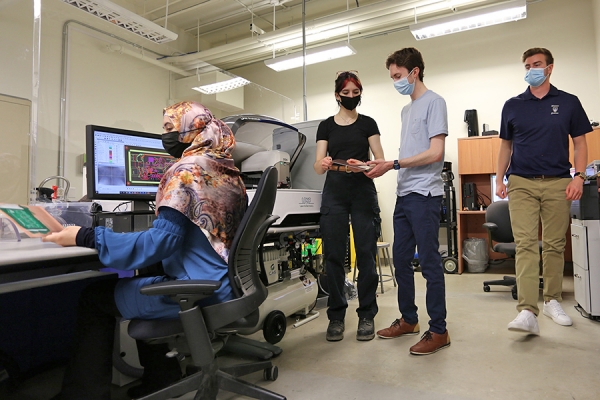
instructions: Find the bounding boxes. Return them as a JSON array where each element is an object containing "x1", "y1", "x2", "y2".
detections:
[
  {"x1": 462, "y1": 182, "x2": 477, "y2": 211},
  {"x1": 464, "y1": 109, "x2": 479, "y2": 137},
  {"x1": 94, "y1": 211, "x2": 156, "y2": 232}
]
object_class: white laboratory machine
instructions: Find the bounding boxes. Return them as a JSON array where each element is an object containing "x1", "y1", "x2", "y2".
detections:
[{"x1": 222, "y1": 115, "x2": 324, "y2": 343}]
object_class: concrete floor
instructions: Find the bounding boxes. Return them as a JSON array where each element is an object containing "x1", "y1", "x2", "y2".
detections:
[{"x1": 3, "y1": 262, "x2": 600, "y2": 400}]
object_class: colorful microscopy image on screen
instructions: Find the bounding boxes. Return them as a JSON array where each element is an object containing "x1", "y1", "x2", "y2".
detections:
[{"x1": 125, "y1": 146, "x2": 176, "y2": 186}]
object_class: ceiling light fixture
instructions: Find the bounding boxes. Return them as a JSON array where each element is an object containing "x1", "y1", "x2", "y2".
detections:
[
  {"x1": 264, "y1": 42, "x2": 356, "y2": 72},
  {"x1": 62, "y1": 0, "x2": 178, "y2": 43},
  {"x1": 409, "y1": 0, "x2": 527, "y2": 40},
  {"x1": 192, "y1": 77, "x2": 251, "y2": 94}
]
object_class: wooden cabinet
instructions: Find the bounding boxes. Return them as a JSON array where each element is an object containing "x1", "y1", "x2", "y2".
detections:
[
  {"x1": 569, "y1": 128, "x2": 600, "y2": 166},
  {"x1": 457, "y1": 136, "x2": 502, "y2": 274},
  {"x1": 457, "y1": 136, "x2": 499, "y2": 175}
]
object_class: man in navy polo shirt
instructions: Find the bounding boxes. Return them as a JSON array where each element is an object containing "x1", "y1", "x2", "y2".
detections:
[{"x1": 495, "y1": 47, "x2": 592, "y2": 335}]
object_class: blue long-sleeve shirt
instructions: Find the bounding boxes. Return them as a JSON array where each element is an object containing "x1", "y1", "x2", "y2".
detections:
[{"x1": 81, "y1": 206, "x2": 233, "y2": 319}]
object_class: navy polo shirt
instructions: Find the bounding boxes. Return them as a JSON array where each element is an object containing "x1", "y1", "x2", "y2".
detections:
[{"x1": 500, "y1": 85, "x2": 591, "y2": 178}]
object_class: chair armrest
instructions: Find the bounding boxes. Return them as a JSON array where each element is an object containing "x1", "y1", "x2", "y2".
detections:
[
  {"x1": 140, "y1": 280, "x2": 222, "y2": 311},
  {"x1": 481, "y1": 223, "x2": 498, "y2": 253},
  {"x1": 140, "y1": 280, "x2": 222, "y2": 297},
  {"x1": 482, "y1": 222, "x2": 497, "y2": 232}
]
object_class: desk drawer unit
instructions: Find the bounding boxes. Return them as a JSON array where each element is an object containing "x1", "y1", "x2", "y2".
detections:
[{"x1": 571, "y1": 219, "x2": 600, "y2": 317}]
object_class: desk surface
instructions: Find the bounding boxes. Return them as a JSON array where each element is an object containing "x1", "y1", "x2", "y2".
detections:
[
  {"x1": 0, "y1": 239, "x2": 100, "y2": 285},
  {"x1": 0, "y1": 238, "x2": 97, "y2": 267}
]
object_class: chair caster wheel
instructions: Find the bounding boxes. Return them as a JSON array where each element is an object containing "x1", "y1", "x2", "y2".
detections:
[
  {"x1": 483, "y1": 285, "x2": 490, "y2": 292},
  {"x1": 511, "y1": 287, "x2": 518, "y2": 300},
  {"x1": 264, "y1": 366, "x2": 278, "y2": 381}
]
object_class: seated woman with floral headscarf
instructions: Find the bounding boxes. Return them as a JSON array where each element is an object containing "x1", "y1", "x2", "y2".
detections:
[{"x1": 45, "y1": 102, "x2": 247, "y2": 400}]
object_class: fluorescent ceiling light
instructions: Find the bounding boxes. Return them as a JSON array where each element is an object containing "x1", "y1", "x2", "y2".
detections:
[
  {"x1": 192, "y1": 77, "x2": 251, "y2": 94},
  {"x1": 410, "y1": 0, "x2": 527, "y2": 40},
  {"x1": 265, "y1": 42, "x2": 356, "y2": 72},
  {"x1": 266, "y1": 26, "x2": 350, "y2": 51},
  {"x1": 62, "y1": 0, "x2": 178, "y2": 43}
]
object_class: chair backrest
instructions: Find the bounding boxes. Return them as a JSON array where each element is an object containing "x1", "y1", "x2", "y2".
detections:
[
  {"x1": 202, "y1": 166, "x2": 279, "y2": 330},
  {"x1": 485, "y1": 201, "x2": 514, "y2": 243}
]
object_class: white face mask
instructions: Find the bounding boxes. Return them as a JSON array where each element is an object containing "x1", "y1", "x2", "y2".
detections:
[{"x1": 393, "y1": 68, "x2": 416, "y2": 95}]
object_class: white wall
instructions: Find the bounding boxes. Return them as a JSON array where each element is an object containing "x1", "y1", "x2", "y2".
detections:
[
  {"x1": 594, "y1": 0, "x2": 600, "y2": 86},
  {"x1": 232, "y1": 0, "x2": 600, "y2": 244},
  {"x1": 0, "y1": 1, "x2": 33, "y2": 100}
]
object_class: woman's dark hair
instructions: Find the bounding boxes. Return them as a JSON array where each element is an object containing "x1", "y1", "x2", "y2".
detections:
[{"x1": 335, "y1": 71, "x2": 362, "y2": 94}]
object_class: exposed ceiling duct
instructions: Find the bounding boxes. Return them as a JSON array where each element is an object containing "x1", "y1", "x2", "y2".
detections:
[
  {"x1": 156, "y1": 0, "x2": 505, "y2": 73},
  {"x1": 97, "y1": 1, "x2": 511, "y2": 75}
]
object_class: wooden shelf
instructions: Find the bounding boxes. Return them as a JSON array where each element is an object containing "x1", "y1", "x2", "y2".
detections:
[{"x1": 457, "y1": 137, "x2": 502, "y2": 274}]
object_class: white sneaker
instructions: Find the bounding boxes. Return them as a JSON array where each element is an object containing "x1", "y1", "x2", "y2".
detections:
[
  {"x1": 543, "y1": 300, "x2": 573, "y2": 326},
  {"x1": 507, "y1": 310, "x2": 540, "y2": 335}
]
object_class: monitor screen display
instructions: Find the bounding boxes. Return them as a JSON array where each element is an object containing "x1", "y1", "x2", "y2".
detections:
[
  {"x1": 490, "y1": 174, "x2": 509, "y2": 202},
  {"x1": 86, "y1": 125, "x2": 176, "y2": 201}
]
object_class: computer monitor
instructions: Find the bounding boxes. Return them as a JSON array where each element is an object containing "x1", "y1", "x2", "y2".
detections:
[
  {"x1": 86, "y1": 125, "x2": 176, "y2": 203},
  {"x1": 490, "y1": 174, "x2": 509, "y2": 202}
]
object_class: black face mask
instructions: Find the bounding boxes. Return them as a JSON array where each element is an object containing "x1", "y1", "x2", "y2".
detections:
[
  {"x1": 162, "y1": 131, "x2": 189, "y2": 158},
  {"x1": 338, "y1": 94, "x2": 361, "y2": 111}
]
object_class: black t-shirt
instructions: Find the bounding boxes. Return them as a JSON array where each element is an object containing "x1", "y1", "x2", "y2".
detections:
[{"x1": 316, "y1": 114, "x2": 380, "y2": 162}]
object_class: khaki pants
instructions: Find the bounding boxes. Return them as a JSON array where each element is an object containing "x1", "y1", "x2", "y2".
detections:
[{"x1": 507, "y1": 175, "x2": 571, "y2": 315}]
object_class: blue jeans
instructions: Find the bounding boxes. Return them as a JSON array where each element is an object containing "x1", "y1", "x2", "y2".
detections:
[
  {"x1": 320, "y1": 172, "x2": 380, "y2": 321},
  {"x1": 393, "y1": 193, "x2": 447, "y2": 334}
]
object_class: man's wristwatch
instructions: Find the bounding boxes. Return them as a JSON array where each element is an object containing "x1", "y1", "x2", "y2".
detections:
[
  {"x1": 393, "y1": 160, "x2": 401, "y2": 170},
  {"x1": 574, "y1": 172, "x2": 585, "y2": 180}
]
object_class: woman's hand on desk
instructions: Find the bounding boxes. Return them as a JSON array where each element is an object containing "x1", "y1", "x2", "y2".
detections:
[{"x1": 42, "y1": 226, "x2": 81, "y2": 247}]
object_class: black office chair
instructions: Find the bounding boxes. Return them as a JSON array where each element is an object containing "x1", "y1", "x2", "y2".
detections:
[
  {"x1": 482, "y1": 200, "x2": 542, "y2": 300},
  {"x1": 127, "y1": 166, "x2": 286, "y2": 400}
]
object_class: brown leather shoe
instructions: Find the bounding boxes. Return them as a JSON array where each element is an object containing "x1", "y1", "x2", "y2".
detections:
[
  {"x1": 409, "y1": 330, "x2": 450, "y2": 355},
  {"x1": 376, "y1": 318, "x2": 420, "y2": 339}
]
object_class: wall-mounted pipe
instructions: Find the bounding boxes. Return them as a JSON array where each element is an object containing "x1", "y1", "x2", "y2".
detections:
[{"x1": 107, "y1": 44, "x2": 195, "y2": 77}]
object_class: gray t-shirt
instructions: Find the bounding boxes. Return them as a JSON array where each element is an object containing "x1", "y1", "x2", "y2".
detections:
[{"x1": 396, "y1": 90, "x2": 448, "y2": 197}]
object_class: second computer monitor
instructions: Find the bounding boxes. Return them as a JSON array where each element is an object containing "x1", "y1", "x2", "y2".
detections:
[{"x1": 490, "y1": 174, "x2": 509, "y2": 202}]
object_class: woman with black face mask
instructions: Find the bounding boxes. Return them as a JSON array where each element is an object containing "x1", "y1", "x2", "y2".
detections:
[
  {"x1": 45, "y1": 101, "x2": 247, "y2": 400},
  {"x1": 313, "y1": 71, "x2": 385, "y2": 343}
]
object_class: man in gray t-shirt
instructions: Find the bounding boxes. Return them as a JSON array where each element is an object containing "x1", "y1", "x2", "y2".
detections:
[{"x1": 367, "y1": 47, "x2": 450, "y2": 356}]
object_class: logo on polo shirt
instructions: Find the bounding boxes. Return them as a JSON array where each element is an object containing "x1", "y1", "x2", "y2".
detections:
[{"x1": 551, "y1": 105, "x2": 559, "y2": 115}]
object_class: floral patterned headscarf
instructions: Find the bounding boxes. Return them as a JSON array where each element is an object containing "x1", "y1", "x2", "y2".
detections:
[{"x1": 156, "y1": 101, "x2": 247, "y2": 261}]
